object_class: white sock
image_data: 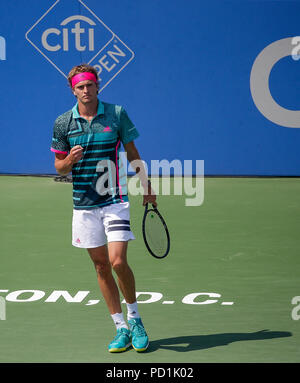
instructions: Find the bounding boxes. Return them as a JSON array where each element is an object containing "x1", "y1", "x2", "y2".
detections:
[
  {"x1": 111, "y1": 312, "x2": 128, "y2": 330},
  {"x1": 126, "y1": 302, "x2": 140, "y2": 320}
]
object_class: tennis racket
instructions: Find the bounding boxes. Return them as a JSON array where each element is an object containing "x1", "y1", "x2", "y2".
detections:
[{"x1": 142, "y1": 203, "x2": 170, "y2": 259}]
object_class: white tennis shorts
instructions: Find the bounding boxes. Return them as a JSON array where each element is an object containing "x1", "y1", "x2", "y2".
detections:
[{"x1": 72, "y1": 202, "x2": 135, "y2": 248}]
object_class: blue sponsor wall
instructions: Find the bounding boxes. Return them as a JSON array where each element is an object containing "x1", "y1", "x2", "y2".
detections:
[{"x1": 0, "y1": 0, "x2": 300, "y2": 175}]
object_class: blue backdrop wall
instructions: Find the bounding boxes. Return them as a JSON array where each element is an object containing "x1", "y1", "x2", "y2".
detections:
[{"x1": 1, "y1": 0, "x2": 300, "y2": 175}]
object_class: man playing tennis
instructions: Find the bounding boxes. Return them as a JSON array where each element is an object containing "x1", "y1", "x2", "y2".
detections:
[{"x1": 51, "y1": 63, "x2": 156, "y2": 353}]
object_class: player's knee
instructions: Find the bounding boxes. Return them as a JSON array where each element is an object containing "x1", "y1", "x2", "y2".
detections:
[
  {"x1": 111, "y1": 259, "x2": 128, "y2": 275},
  {"x1": 94, "y1": 260, "x2": 111, "y2": 277}
]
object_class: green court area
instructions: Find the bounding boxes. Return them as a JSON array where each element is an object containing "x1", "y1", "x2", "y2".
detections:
[{"x1": 0, "y1": 176, "x2": 299, "y2": 363}]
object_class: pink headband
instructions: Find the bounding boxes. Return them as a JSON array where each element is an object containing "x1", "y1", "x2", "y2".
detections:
[{"x1": 71, "y1": 72, "x2": 97, "y2": 88}]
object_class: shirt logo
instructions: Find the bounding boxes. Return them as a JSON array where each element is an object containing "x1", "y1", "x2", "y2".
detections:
[
  {"x1": 103, "y1": 126, "x2": 112, "y2": 132},
  {"x1": 25, "y1": 0, "x2": 134, "y2": 93}
]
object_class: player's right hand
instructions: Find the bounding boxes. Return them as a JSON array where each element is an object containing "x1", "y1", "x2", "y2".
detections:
[{"x1": 69, "y1": 145, "x2": 83, "y2": 164}]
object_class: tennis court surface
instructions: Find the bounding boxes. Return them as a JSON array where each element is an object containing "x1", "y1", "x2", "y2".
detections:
[{"x1": 0, "y1": 175, "x2": 299, "y2": 363}]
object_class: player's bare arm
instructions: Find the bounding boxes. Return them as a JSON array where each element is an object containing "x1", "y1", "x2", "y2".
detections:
[
  {"x1": 54, "y1": 145, "x2": 83, "y2": 176},
  {"x1": 124, "y1": 141, "x2": 157, "y2": 206}
]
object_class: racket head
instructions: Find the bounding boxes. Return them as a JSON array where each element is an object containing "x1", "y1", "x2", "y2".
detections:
[{"x1": 142, "y1": 203, "x2": 170, "y2": 259}]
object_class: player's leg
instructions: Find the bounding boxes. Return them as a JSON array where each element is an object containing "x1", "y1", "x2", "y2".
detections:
[
  {"x1": 103, "y1": 201, "x2": 149, "y2": 352},
  {"x1": 88, "y1": 245, "x2": 131, "y2": 353},
  {"x1": 108, "y1": 241, "x2": 136, "y2": 304},
  {"x1": 88, "y1": 245, "x2": 122, "y2": 315},
  {"x1": 108, "y1": 240, "x2": 149, "y2": 352},
  {"x1": 72, "y1": 208, "x2": 131, "y2": 352}
]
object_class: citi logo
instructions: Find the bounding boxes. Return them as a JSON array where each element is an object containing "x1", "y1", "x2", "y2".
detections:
[
  {"x1": 41, "y1": 15, "x2": 95, "y2": 52},
  {"x1": 25, "y1": 0, "x2": 134, "y2": 93},
  {"x1": 0, "y1": 36, "x2": 6, "y2": 60}
]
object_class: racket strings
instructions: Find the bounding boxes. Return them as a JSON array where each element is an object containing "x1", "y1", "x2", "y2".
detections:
[{"x1": 144, "y1": 211, "x2": 168, "y2": 256}]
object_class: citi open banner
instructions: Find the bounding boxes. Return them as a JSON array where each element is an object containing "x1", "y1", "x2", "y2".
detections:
[{"x1": 0, "y1": 0, "x2": 300, "y2": 176}]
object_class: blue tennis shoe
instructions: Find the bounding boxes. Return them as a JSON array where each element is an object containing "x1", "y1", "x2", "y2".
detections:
[
  {"x1": 128, "y1": 318, "x2": 149, "y2": 352},
  {"x1": 108, "y1": 328, "x2": 131, "y2": 353}
]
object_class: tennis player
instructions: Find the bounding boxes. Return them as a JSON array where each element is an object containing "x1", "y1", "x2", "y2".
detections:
[{"x1": 50, "y1": 64, "x2": 156, "y2": 353}]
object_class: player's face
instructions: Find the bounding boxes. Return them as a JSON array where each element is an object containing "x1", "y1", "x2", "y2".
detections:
[{"x1": 73, "y1": 80, "x2": 98, "y2": 104}]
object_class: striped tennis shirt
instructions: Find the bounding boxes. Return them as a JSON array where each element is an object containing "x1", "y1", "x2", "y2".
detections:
[{"x1": 51, "y1": 99, "x2": 139, "y2": 209}]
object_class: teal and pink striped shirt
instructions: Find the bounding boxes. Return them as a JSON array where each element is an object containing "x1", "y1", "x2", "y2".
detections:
[{"x1": 51, "y1": 100, "x2": 139, "y2": 209}]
